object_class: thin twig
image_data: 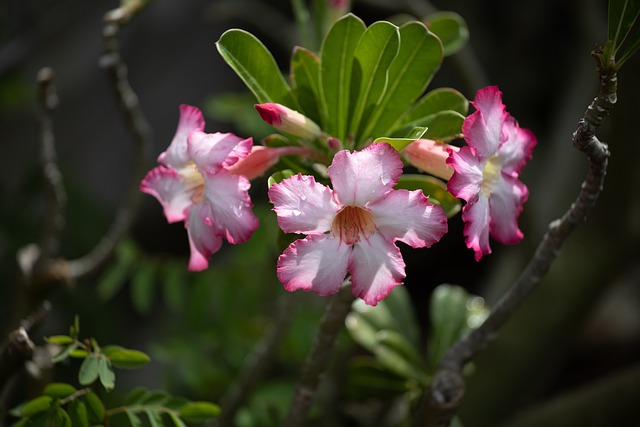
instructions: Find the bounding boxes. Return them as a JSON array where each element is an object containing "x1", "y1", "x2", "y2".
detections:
[
  {"x1": 214, "y1": 296, "x2": 295, "y2": 427},
  {"x1": 283, "y1": 286, "x2": 355, "y2": 427},
  {"x1": 422, "y1": 45, "x2": 616, "y2": 426},
  {"x1": 63, "y1": 1, "x2": 152, "y2": 280}
]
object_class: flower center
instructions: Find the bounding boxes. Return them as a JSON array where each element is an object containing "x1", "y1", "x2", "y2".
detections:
[
  {"x1": 481, "y1": 155, "x2": 502, "y2": 197},
  {"x1": 331, "y1": 206, "x2": 376, "y2": 245},
  {"x1": 181, "y1": 162, "x2": 206, "y2": 204}
]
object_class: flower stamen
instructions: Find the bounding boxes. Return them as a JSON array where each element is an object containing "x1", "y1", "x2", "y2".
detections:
[
  {"x1": 331, "y1": 206, "x2": 376, "y2": 244},
  {"x1": 181, "y1": 162, "x2": 206, "y2": 203}
]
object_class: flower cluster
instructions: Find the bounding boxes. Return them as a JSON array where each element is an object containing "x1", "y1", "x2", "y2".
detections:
[{"x1": 142, "y1": 86, "x2": 535, "y2": 305}]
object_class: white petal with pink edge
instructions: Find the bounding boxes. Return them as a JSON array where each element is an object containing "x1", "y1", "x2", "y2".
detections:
[
  {"x1": 277, "y1": 235, "x2": 350, "y2": 296},
  {"x1": 368, "y1": 189, "x2": 448, "y2": 248},
  {"x1": 498, "y1": 116, "x2": 537, "y2": 176},
  {"x1": 489, "y1": 174, "x2": 528, "y2": 244},
  {"x1": 203, "y1": 170, "x2": 259, "y2": 244},
  {"x1": 159, "y1": 104, "x2": 205, "y2": 169},
  {"x1": 462, "y1": 86, "x2": 506, "y2": 159},
  {"x1": 447, "y1": 146, "x2": 484, "y2": 202},
  {"x1": 140, "y1": 166, "x2": 192, "y2": 223},
  {"x1": 461, "y1": 193, "x2": 491, "y2": 261},
  {"x1": 268, "y1": 174, "x2": 340, "y2": 235},
  {"x1": 188, "y1": 131, "x2": 253, "y2": 175},
  {"x1": 185, "y1": 204, "x2": 223, "y2": 271},
  {"x1": 328, "y1": 143, "x2": 403, "y2": 207},
  {"x1": 349, "y1": 232, "x2": 406, "y2": 306}
]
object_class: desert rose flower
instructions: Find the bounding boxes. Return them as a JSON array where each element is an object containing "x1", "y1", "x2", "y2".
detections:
[
  {"x1": 447, "y1": 86, "x2": 536, "y2": 260},
  {"x1": 141, "y1": 104, "x2": 259, "y2": 271},
  {"x1": 268, "y1": 142, "x2": 448, "y2": 306}
]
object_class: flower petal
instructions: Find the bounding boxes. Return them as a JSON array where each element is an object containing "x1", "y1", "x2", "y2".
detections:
[
  {"x1": 185, "y1": 204, "x2": 223, "y2": 271},
  {"x1": 188, "y1": 131, "x2": 253, "y2": 175},
  {"x1": 447, "y1": 146, "x2": 483, "y2": 202},
  {"x1": 328, "y1": 143, "x2": 403, "y2": 206},
  {"x1": 159, "y1": 104, "x2": 205, "y2": 169},
  {"x1": 369, "y1": 189, "x2": 448, "y2": 248},
  {"x1": 268, "y1": 174, "x2": 340, "y2": 234},
  {"x1": 462, "y1": 86, "x2": 506, "y2": 159},
  {"x1": 226, "y1": 146, "x2": 313, "y2": 180},
  {"x1": 461, "y1": 193, "x2": 491, "y2": 261},
  {"x1": 277, "y1": 235, "x2": 350, "y2": 296},
  {"x1": 498, "y1": 116, "x2": 537, "y2": 176},
  {"x1": 349, "y1": 232, "x2": 406, "y2": 306},
  {"x1": 489, "y1": 174, "x2": 528, "y2": 244},
  {"x1": 140, "y1": 166, "x2": 192, "y2": 223},
  {"x1": 203, "y1": 170, "x2": 259, "y2": 244}
]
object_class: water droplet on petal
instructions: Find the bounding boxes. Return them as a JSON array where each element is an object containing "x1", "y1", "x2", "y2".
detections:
[
  {"x1": 380, "y1": 174, "x2": 390, "y2": 185},
  {"x1": 300, "y1": 194, "x2": 307, "y2": 201},
  {"x1": 292, "y1": 209, "x2": 302, "y2": 216}
]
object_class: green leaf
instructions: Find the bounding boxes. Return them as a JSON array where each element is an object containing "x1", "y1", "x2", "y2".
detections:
[
  {"x1": 42, "y1": 383, "x2": 77, "y2": 399},
  {"x1": 52, "y1": 407, "x2": 71, "y2": 427},
  {"x1": 125, "y1": 387, "x2": 149, "y2": 405},
  {"x1": 21, "y1": 396, "x2": 53, "y2": 417},
  {"x1": 67, "y1": 401, "x2": 89, "y2": 427},
  {"x1": 69, "y1": 349, "x2": 89, "y2": 358},
  {"x1": 130, "y1": 260, "x2": 157, "y2": 315},
  {"x1": 216, "y1": 29, "x2": 297, "y2": 108},
  {"x1": 427, "y1": 284, "x2": 488, "y2": 371},
  {"x1": 395, "y1": 174, "x2": 461, "y2": 218},
  {"x1": 267, "y1": 169, "x2": 295, "y2": 187},
  {"x1": 290, "y1": 46, "x2": 322, "y2": 125},
  {"x1": 178, "y1": 402, "x2": 222, "y2": 423},
  {"x1": 374, "y1": 330, "x2": 429, "y2": 384},
  {"x1": 347, "y1": 357, "x2": 412, "y2": 399},
  {"x1": 96, "y1": 240, "x2": 138, "y2": 301},
  {"x1": 361, "y1": 21, "x2": 444, "y2": 140},
  {"x1": 145, "y1": 410, "x2": 163, "y2": 427},
  {"x1": 52, "y1": 343, "x2": 78, "y2": 363},
  {"x1": 78, "y1": 355, "x2": 100, "y2": 386},
  {"x1": 426, "y1": 12, "x2": 469, "y2": 56},
  {"x1": 98, "y1": 357, "x2": 115, "y2": 391},
  {"x1": 373, "y1": 126, "x2": 427, "y2": 152},
  {"x1": 348, "y1": 21, "x2": 400, "y2": 144},
  {"x1": 46, "y1": 335, "x2": 74, "y2": 345},
  {"x1": 402, "y1": 110, "x2": 465, "y2": 140},
  {"x1": 608, "y1": 0, "x2": 640, "y2": 53},
  {"x1": 102, "y1": 345, "x2": 151, "y2": 369},
  {"x1": 402, "y1": 88, "x2": 468, "y2": 124},
  {"x1": 319, "y1": 13, "x2": 366, "y2": 140},
  {"x1": 168, "y1": 413, "x2": 187, "y2": 427},
  {"x1": 82, "y1": 392, "x2": 105, "y2": 423},
  {"x1": 125, "y1": 410, "x2": 143, "y2": 427}
]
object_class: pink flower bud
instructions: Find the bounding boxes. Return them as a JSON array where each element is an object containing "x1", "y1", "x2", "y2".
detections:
[
  {"x1": 403, "y1": 139, "x2": 458, "y2": 180},
  {"x1": 255, "y1": 103, "x2": 321, "y2": 139},
  {"x1": 227, "y1": 145, "x2": 314, "y2": 180},
  {"x1": 327, "y1": 136, "x2": 342, "y2": 152}
]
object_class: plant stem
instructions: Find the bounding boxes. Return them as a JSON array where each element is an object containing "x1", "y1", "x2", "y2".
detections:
[{"x1": 283, "y1": 286, "x2": 355, "y2": 427}]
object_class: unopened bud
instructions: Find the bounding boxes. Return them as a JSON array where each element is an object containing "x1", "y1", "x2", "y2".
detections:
[
  {"x1": 227, "y1": 145, "x2": 314, "y2": 180},
  {"x1": 403, "y1": 139, "x2": 458, "y2": 180},
  {"x1": 255, "y1": 103, "x2": 321, "y2": 139}
]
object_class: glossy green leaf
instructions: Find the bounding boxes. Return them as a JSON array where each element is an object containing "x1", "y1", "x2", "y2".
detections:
[
  {"x1": 52, "y1": 343, "x2": 78, "y2": 363},
  {"x1": 216, "y1": 30, "x2": 297, "y2": 108},
  {"x1": 348, "y1": 21, "x2": 400, "y2": 143},
  {"x1": 52, "y1": 407, "x2": 71, "y2": 427},
  {"x1": 21, "y1": 396, "x2": 53, "y2": 417},
  {"x1": 82, "y1": 392, "x2": 105, "y2": 423},
  {"x1": 290, "y1": 46, "x2": 322, "y2": 124},
  {"x1": 169, "y1": 413, "x2": 187, "y2": 427},
  {"x1": 69, "y1": 349, "x2": 89, "y2": 358},
  {"x1": 426, "y1": 12, "x2": 469, "y2": 56},
  {"x1": 373, "y1": 330, "x2": 430, "y2": 385},
  {"x1": 78, "y1": 355, "x2": 100, "y2": 386},
  {"x1": 427, "y1": 284, "x2": 488, "y2": 371},
  {"x1": 267, "y1": 169, "x2": 295, "y2": 187},
  {"x1": 402, "y1": 88, "x2": 468, "y2": 124},
  {"x1": 46, "y1": 335, "x2": 74, "y2": 345},
  {"x1": 608, "y1": 0, "x2": 640, "y2": 53},
  {"x1": 395, "y1": 174, "x2": 460, "y2": 218},
  {"x1": 401, "y1": 110, "x2": 465, "y2": 140},
  {"x1": 347, "y1": 357, "x2": 412, "y2": 399},
  {"x1": 130, "y1": 260, "x2": 157, "y2": 315},
  {"x1": 178, "y1": 402, "x2": 222, "y2": 423},
  {"x1": 67, "y1": 401, "x2": 89, "y2": 427},
  {"x1": 320, "y1": 13, "x2": 366, "y2": 139},
  {"x1": 362, "y1": 22, "x2": 444, "y2": 140},
  {"x1": 98, "y1": 358, "x2": 115, "y2": 391},
  {"x1": 102, "y1": 345, "x2": 151, "y2": 369},
  {"x1": 373, "y1": 125, "x2": 426, "y2": 152},
  {"x1": 42, "y1": 383, "x2": 77, "y2": 399}
]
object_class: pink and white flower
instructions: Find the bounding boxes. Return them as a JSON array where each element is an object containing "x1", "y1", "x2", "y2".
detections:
[
  {"x1": 447, "y1": 86, "x2": 536, "y2": 260},
  {"x1": 141, "y1": 104, "x2": 259, "y2": 271},
  {"x1": 268, "y1": 142, "x2": 448, "y2": 306}
]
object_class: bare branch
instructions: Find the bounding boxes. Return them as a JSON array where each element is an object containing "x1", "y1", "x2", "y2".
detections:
[
  {"x1": 423, "y1": 45, "x2": 616, "y2": 426},
  {"x1": 284, "y1": 286, "x2": 355, "y2": 427}
]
